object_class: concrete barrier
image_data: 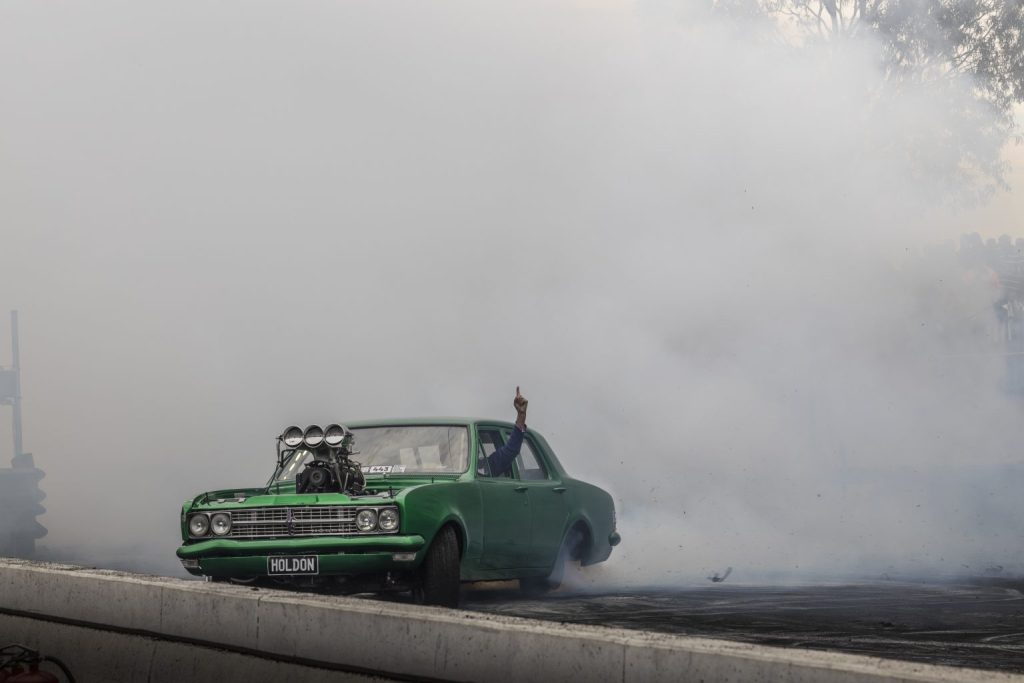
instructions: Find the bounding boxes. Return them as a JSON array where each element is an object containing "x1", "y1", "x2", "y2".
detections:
[
  {"x1": 0, "y1": 613, "x2": 378, "y2": 683},
  {"x1": 1, "y1": 559, "x2": 1021, "y2": 683}
]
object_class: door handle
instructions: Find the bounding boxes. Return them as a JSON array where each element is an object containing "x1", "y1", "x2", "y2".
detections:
[
  {"x1": 553, "y1": 487, "x2": 566, "y2": 493},
  {"x1": 514, "y1": 486, "x2": 528, "y2": 492}
]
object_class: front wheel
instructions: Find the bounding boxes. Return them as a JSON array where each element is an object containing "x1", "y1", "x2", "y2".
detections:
[{"x1": 413, "y1": 526, "x2": 460, "y2": 607}]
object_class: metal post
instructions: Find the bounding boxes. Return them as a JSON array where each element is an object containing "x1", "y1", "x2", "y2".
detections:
[{"x1": 11, "y1": 310, "x2": 23, "y2": 458}]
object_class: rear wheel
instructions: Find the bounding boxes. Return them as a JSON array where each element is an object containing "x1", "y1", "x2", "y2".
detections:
[
  {"x1": 413, "y1": 525, "x2": 461, "y2": 607},
  {"x1": 521, "y1": 526, "x2": 587, "y2": 595}
]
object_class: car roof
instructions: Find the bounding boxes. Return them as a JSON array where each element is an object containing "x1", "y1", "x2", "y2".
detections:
[
  {"x1": 342, "y1": 417, "x2": 516, "y2": 429},
  {"x1": 339, "y1": 417, "x2": 564, "y2": 477}
]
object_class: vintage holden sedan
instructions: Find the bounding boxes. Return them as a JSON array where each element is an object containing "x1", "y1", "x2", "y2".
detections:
[{"x1": 176, "y1": 418, "x2": 620, "y2": 606}]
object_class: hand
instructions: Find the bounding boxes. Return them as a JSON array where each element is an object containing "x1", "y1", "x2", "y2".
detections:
[
  {"x1": 514, "y1": 386, "x2": 528, "y2": 428},
  {"x1": 513, "y1": 386, "x2": 528, "y2": 413}
]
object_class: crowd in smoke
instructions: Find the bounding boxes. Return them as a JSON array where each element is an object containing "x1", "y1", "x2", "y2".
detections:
[
  {"x1": 956, "y1": 233, "x2": 1024, "y2": 298},
  {"x1": 912, "y1": 233, "x2": 1024, "y2": 372}
]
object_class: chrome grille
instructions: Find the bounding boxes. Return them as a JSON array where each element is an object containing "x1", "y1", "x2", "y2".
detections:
[{"x1": 228, "y1": 505, "x2": 363, "y2": 539}]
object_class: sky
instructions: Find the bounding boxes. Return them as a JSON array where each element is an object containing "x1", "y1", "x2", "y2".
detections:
[{"x1": 2, "y1": 0, "x2": 1024, "y2": 583}]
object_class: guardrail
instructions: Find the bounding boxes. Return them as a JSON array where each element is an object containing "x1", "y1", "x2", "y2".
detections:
[{"x1": 0, "y1": 559, "x2": 1019, "y2": 683}]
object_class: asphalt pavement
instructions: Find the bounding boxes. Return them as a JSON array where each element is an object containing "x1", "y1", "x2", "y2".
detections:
[{"x1": 461, "y1": 580, "x2": 1024, "y2": 674}]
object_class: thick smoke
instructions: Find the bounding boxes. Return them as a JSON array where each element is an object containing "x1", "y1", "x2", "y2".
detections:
[{"x1": 1, "y1": 0, "x2": 1021, "y2": 583}]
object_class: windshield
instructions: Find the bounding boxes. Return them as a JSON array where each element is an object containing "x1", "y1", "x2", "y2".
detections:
[{"x1": 273, "y1": 425, "x2": 470, "y2": 481}]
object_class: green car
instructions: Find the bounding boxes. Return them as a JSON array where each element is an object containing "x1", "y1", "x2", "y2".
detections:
[{"x1": 176, "y1": 419, "x2": 620, "y2": 606}]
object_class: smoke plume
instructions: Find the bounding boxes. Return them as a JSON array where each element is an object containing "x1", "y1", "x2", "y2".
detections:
[{"x1": 1, "y1": 0, "x2": 1021, "y2": 583}]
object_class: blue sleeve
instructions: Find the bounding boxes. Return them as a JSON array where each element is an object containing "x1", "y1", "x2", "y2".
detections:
[{"x1": 487, "y1": 426, "x2": 524, "y2": 476}]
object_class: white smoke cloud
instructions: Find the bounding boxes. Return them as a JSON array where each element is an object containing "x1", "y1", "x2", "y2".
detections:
[{"x1": 0, "y1": 0, "x2": 1021, "y2": 582}]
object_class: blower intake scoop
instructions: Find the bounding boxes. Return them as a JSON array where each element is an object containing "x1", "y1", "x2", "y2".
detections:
[{"x1": 280, "y1": 424, "x2": 364, "y2": 495}]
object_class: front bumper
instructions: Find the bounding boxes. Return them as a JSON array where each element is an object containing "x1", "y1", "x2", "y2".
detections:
[{"x1": 176, "y1": 534, "x2": 426, "y2": 577}]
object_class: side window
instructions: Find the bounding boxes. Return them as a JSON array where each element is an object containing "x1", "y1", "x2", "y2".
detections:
[
  {"x1": 515, "y1": 440, "x2": 549, "y2": 481},
  {"x1": 477, "y1": 428, "x2": 515, "y2": 479},
  {"x1": 477, "y1": 429, "x2": 500, "y2": 477}
]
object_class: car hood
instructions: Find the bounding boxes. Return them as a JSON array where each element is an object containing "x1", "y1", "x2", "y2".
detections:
[
  {"x1": 188, "y1": 486, "x2": 427, "y2": 511},
  {"x1": 188, "y1": 475, "x2": 462, "y2": 510}
]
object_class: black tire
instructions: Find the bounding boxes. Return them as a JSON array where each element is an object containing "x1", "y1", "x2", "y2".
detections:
[
  {"x1": 227, "y1": 576, "x2": 258, "y2": 585},
  {"x1": 519, "y1": 575, "x2": 557, "y2": 595},
  {"x1": 521, "y1": 527, "x2": 586, "y2": 595},
  {"x1": 414, "y1": 525, "x2": 461, "y2": 607}
]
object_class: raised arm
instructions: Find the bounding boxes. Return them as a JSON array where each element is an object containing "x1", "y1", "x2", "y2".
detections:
[{"x1": 487, "y1": 387, "x2": 528, "y2": 476}]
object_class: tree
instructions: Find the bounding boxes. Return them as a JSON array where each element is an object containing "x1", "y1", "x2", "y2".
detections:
[{"x1": 736, "y1": 0, "x2": 1024, "y2": 195}]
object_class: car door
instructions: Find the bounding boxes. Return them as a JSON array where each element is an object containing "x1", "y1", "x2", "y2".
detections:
[
  {"x1": 476, "y1": 427, "x2": 532, "y2": 570},
  {"x1": 501, "y1": 430, "x2": 568, "y2": 569}
]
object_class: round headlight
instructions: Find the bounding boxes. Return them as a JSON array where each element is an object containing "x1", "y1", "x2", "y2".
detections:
[
  {"x1": 378, "y1": 508, "x2": 399, "y2": 531},
  {"x1": 304, "y1": 425, "x2": 325, "y2": 448},
  {"x1": 281, "y1": 426, "x2": 304, "y2": 449},
  {"x1": 324, "y1": 424, "x2": 346, "y2": 447},
  {"x1": 188, "y1": 514, "x2": 210, "y2": 537},
  {"x1": 356, "y1": 509, "x2": 378, "y2": 532},
  {"x1": 210, "y1": 512, "x2": 232, "y2": 536}
]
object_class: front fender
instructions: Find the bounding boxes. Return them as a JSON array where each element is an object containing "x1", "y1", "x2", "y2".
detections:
[
  {"x1": 398, "y1": 481, "x2": 481, "y2": 560},
  {"x1": 179, "y1": 500, "x2": 194, "y2": 542}
]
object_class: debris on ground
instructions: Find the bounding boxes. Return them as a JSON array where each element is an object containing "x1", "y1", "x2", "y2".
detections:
[{"x1": 707, "y1": 567, "x2": 732, "y2": 583}]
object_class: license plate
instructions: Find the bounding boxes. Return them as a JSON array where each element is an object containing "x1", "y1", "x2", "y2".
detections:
[{"x1": 267, "y1": 555, "x2": 319, "y2": 576}]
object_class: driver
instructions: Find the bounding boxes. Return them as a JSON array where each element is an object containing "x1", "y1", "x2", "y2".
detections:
[{"x1": 485, "y1": 386, "x2": 529, "y2": 476}]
